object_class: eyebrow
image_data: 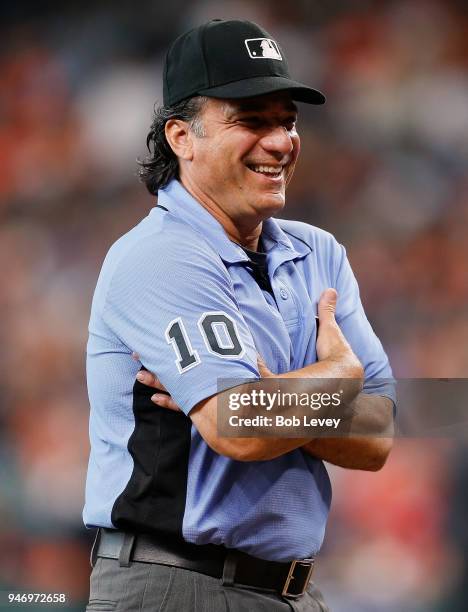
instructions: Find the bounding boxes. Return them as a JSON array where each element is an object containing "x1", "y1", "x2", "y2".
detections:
[{"x1": 228, "y1": 99, "x2": 298, "y2": 114}]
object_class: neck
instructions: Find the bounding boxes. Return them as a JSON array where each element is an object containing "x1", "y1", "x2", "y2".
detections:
[{"x1": 180, "y1": 176, "x2": 263, "y2": 251}]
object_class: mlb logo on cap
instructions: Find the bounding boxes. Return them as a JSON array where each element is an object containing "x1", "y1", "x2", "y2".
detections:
[{"x1": 245, "y1": 38, "x2": 282, "y2": 61}]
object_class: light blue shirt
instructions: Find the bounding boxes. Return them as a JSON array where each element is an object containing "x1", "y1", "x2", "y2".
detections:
[{"x1": 84, "y1": 179, "x2": 395, "y2": 562}]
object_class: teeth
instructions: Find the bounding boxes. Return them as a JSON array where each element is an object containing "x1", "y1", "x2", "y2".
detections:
[{"x1": 251, "y1": 165, "x2": 283, "y2": 175}]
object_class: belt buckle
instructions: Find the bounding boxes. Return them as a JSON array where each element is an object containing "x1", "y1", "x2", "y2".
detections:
[{"x1": 281, "y1": 558, "x2": 314, "y2": 599}]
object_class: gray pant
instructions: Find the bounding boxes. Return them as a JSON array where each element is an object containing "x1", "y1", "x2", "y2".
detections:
[{"x1": 87, "y1": 557, "x2": 330, "y2": 612}]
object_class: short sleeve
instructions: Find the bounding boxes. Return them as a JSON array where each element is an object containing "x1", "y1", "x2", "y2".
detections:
[
  {"x1": 102, "y1": 232, "x2": 259, "y2": 415},
  {"x1": 334, "y1": 244, "x2": 396, "y2": 405}
]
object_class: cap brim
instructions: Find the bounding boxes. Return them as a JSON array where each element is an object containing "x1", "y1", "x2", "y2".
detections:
[{"x1": 198, "y1": 75, "x2": 325, "y2": 105}]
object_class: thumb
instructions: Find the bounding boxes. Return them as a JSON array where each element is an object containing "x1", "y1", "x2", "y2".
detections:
[{"x1": 318, "y1": 288, "x2": 338, "y2": 325}]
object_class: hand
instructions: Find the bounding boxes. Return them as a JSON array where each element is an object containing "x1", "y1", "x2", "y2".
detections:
[
  {"x1": 134, "y1": 364, "x2": 182, "y2": 412},
  {"x1": 315, "y1": 288, "x2": 364, "y2": 379}
]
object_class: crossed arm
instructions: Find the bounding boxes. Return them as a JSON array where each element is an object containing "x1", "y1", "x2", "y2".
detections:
[
  {"x1": 141, "y1": 371, "x2": 393, "y2": 471},
  {"x1": 136, "y1": 288, "x2": 394, "y2": 471}
]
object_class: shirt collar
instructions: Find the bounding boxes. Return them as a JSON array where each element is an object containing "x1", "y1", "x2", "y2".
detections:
[{"x1": 157, "y1": 179, "x2": 308, "y2": 265}]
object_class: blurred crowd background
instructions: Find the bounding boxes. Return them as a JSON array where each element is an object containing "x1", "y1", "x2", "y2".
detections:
[{"x1": 1, "y1": 0, "x2": 467, "y2": 610}]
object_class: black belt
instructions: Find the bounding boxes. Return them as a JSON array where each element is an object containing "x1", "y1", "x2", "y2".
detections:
[{"x1": 93, "y1": 528, "x2": 315, "y2": 599}]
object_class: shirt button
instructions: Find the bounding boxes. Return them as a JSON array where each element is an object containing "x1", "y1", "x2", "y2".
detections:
[{"x1": 280, "y1": 288, "x2": 289, "y2": 300}]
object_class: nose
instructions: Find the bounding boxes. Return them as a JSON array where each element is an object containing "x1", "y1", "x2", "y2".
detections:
[{"x1": 260, "y1": 125, "x2": 294, "y2": 158}]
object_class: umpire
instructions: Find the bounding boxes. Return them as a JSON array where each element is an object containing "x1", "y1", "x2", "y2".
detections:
[{"x1": 84, "y1": 19, "x2": 395, "y2": 612}]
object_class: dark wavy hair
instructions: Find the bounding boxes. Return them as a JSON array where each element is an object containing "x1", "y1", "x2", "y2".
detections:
[{"x1": 137, "y1": 96, "x2": 208, "y2": 195}]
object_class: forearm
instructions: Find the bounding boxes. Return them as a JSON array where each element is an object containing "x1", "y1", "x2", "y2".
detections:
[
  {"x1": 301, "y1": 394, "x2": 394, "y2": 471},
  {"x1": 192, "y1": 358, "x2": 364, "y2": 462},
  {"x1": 191, "y1": 392, "x2": 310, "y2": 461}
]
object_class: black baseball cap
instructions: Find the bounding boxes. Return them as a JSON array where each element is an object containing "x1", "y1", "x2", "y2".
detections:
[{"x1": 163, "y1": 19, "x2": 326, "y2": 106}]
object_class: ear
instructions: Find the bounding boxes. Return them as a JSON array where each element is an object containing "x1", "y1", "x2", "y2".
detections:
[{"x1": 165, "y1": 119, "x2": 194, "y2": 161}]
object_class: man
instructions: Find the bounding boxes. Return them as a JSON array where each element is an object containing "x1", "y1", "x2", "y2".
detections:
[{"x1": 84, "y1": 19, "x2": 395, "y2": 611}]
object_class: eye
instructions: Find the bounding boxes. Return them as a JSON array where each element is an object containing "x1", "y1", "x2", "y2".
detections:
[
  {"x1": 283, "y1": 117, "x2": 297, "y2": 131},
  {"x1": 240, "y1": 116, "x2": 262, "y2": 127}
]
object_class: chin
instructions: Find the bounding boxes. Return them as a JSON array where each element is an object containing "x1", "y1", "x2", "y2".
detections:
[{"x1": 257, "y1": 193, "x2": 286, "y2": 217}]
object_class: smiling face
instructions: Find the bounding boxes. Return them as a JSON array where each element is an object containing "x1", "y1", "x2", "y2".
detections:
[{"x1": 177, "y1": 91, "x2": 300, "y2": 237}]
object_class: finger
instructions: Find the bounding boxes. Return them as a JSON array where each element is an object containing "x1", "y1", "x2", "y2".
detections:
[
  {"x1": 151, "y1": 375, "x2": 167, "y2": 391},
  {"x1": 151, "y1": 393, "x2": 182, "y2": 412},
  {"x1": 318, "y1": 288, "x2": 338, "y2": 325},
  {"x1": 136, "y1": 370, "x2": 166, "y2": 390}
]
